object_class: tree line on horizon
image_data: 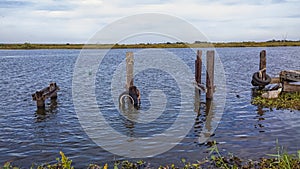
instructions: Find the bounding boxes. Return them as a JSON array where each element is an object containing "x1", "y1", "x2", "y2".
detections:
[{"x1": 1, "y1": 39, "x2": 300, "y2": 49}]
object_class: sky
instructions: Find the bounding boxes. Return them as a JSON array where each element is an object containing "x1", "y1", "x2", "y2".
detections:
[{"x1": 0, "y1": 0, "x2": 300, "y2": 44}]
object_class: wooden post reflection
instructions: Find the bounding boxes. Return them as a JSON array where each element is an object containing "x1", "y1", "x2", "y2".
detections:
[
  {"x1": 194, "y1": 88, "x2": 201, "y2": 115},
  {"x1": 204, "y1": 99, "x2": 213, "y2": 135}
]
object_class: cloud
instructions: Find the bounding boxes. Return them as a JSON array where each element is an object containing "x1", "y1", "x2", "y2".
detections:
[
  {"x1": 0, "y1": 0, "x2": 33, "y2": 8},
  {"x1": 0, "y1": 0, "x2": 300, "y2": 43}
]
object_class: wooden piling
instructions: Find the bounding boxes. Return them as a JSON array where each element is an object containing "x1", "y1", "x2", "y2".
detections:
[
  {"x1": 259, "y1": 50, "x2": 267, "y2": 80},
  {"x1": 126, "y1": 52, "x2": 134, "y2": 90},
  {"x1": 195, "y1": 50, "x2": 202, "y2": 84},
  {"x1": 194, "y1": 50, "x2": 202, "y2": 114},
  {"x1": 32, "y1": 82, "x2": 59, "y2": 109},
  {"x1": 49, "y1": 82, "x2": 58, "y2": 99},
  {"x1": 206, "y1": 51, "x2": 215, "y2": 100},
  {"x1": 50, "y1": 92, "x2": 58, "y2": 100},
  {"x1": 36, "y1": 99, "x2": 45, "y2": 109}
]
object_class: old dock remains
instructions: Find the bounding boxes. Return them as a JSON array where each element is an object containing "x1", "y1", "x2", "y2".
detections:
[
  {"x1": 32, "y1": 82, "x2": 59, "y2": 109},
  {"x1": 251, "y1": 50, "x2": 300, "y2": 98}
]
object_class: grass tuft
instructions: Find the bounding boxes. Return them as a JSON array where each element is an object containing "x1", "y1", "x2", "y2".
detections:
[{"x1": 252, "y1": 92, "x2": 300, "y2": 110}]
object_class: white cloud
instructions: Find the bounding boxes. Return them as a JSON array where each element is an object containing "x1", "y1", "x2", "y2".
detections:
[{"x1": 0, "y1": 0, "x2": 299, "y2": 43}]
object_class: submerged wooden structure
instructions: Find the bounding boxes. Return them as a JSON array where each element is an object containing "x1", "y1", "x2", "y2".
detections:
[
  {"x1": 280, "y1": 70, "x2": 300, "y2": 92},
  {"x1": 32, "y1": 82, "x2": 59, "y2": 109},
  {"x1": 252, "y1": 50, "x2": 300, "y2": 98},
  {"x1": 280, "y1": 70, "x2": 300, "y2": 82}
]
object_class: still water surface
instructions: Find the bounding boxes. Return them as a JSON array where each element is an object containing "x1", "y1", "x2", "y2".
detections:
[{"x1": 0, "y1": 47, "x2": 299, "y2": 167}]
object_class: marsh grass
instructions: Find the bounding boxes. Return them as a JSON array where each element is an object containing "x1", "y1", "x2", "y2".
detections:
[
  {"x1": 252, "y1": 92, "x2": 300, "y2": 110},
  {"x1": 265, "y1": 140, "x2": 300, "y2": 169}
]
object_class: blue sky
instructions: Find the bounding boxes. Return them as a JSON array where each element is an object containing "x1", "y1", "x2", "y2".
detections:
[{"x1": 1, "y1": 0, "x2": 300, "y2": 43}]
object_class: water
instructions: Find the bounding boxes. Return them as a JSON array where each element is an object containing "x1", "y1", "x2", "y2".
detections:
[{"x1": 0, "y1": 47, "x2": 299, "y2": 167}]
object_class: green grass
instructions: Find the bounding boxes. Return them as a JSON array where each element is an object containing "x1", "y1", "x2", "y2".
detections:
[
  {"x1": 2, "y1": 141, "x2": 300, "y2": 169},
  {"x1": 1, "y1": 40, "x2": 300, "y2": 49},
  {"x1": 252, "y1": 92, "x2": 300, "y2": 110}
]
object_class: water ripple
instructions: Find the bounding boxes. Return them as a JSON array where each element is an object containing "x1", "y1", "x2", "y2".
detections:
[{"x1": 0, "y1": 48, "x2": 299, "y2": 167}]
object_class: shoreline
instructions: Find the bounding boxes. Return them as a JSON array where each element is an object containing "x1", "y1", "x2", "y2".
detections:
[
  {"x1": 3, "y1": 142, "x2": 300, "y2": 169},
  {"x1": 1, "y1": 41, "x2": 300, "y2": 49}
]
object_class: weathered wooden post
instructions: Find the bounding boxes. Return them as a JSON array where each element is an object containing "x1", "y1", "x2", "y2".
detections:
[
  {"x1": 260, "y1": 50, "x2": 267, "y2": 80},
  {"x1": 35, "y1": 92, "x2": 45, "y2": 109},
  {"x1": 194, "y1": 50, "x2": 202, "y2": 114},
  {"x1": 32, "y1": 82, "x2": 59, "y2": 109},
  {"x1": 251, "y1": 50, "x2": 271, "y2": 88},
  {"x1": 195, "y1": 50, "x2": 202, "y2": 84},
  {"x1": 206, "y1": 50, "x2": 215, "y2": 100},
  {"x1": 49, "y1": 83, "x2": 58, "y2": 99},
  {"x1": 120, "y1": 52, "x2": 141, "y2": 108},
  {"x1": 126, "y1": 52, "x2": 134, "y2": 89}
]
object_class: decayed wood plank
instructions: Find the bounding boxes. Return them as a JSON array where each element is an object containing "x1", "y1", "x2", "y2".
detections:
[
  {"x1": 32, "y1": 83, "x2": 59, "y2": 108},
  {"x1": 280, "y1": 70, "x2": 300, "y2": 82},
  {"x1": 283, "y1": 82, "x2": 300, "y2": 92}
]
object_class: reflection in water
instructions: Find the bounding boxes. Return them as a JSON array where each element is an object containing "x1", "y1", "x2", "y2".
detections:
[
  {"x1": 193, "y1": 88, "x2": 217, "y2": 144},
  {"x1": 119, "y1": 98, "x2": 137, "y2": 137},
  {"x1": 204, "y1": 99, "x2": 213, "y2": 135},
  {"x1": 251, "y1": 88, "x2": 266, "y2": 132},
  {"x1": 255, "y1": 105, "x2": 266, "y2": 132},
  {"x1": 251, "y1": 88, "x2": 259, "y2": 98},
  {"x1": 35, "y1": 99, "x2": 58, "y2": 122},
  {"x1": 194, "y1": 88, "x2": 201, "y2": 115}
]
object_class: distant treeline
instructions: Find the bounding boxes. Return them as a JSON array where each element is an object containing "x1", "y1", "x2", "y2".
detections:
[{"x1": 1, "y1": 40, "x2": 300, "y2": 49}]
